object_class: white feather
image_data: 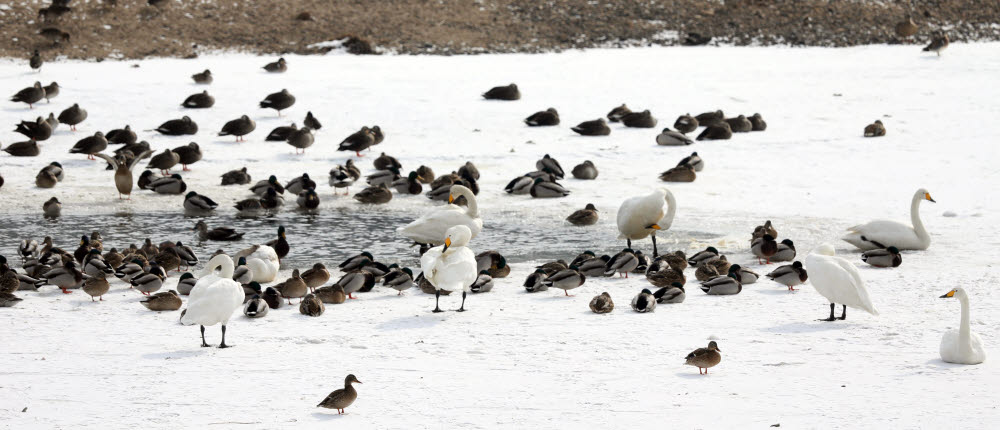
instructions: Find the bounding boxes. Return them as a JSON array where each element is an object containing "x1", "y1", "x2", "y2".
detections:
[
  {"x1": 419, "y1": 225, "x2": 478, "y2": 292},
  {"x1": 181, "y1": 255, "x2": 244, "y2": 327},
  {"x1": 399, "y1": 185, "x2": 482, "y2": 245},
  {"x1": 804, "y1": 244, "x2": 879, "y2": 316},
  {"x1": 616, "y1": 188, "x2": 676, "y2": 240}
]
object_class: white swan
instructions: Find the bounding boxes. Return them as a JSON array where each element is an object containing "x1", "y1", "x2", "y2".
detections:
[
  {"x1": 805, "y1": 244, "x2": 879, "y2": 321},
  {"x1": 420, "y1": 225, "x2": 478, "y2": 313},
  {"x1": 842, "y1": 188, "x2": 935, "y2": 251},
  {"x1": 180, "y1": 255, "x2": 244, "y2": 348},
  {"x1": 234, "y1": 245, "x2": 280, "y2": 283},
  {"x1": 398, "y1": 185, "x2": 483, "y2": 246},
  {"x1": 616, "y1": 188, "x2": 676, "y2": 257},
  {"x1": 939, "y1": 288, "x2": 986, "y2": 365}
]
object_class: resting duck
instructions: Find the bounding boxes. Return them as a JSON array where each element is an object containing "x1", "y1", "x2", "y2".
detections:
[
  {"x1": 571, "y1": 118, "x2": 611, "y2": 136},
  {"x1": 153, "y1": 116, "x2": 198, "y2": 136},
  {"x1": 304, "y1": 111, "x2": 323, "y2": 130},
  {"x1": 148, "y1": 174, "x2": 187, "y2": 195},
  {"x1": 523, "y1": 269, "x2": 548, "y2": 293},
  {"x1": 192, "y1": 69, "x2": 212, "y2": 84},
  {"x1": 654, "y1": 282, "x2": 686, "y2": 304},
  {"x1": 392, "y1": 171, "x2": 424, "y2": 194},
  {"x1": 181, "y1": 90, "x2": 215, "y2": 108},
  {"x1": 659, "y1": 165, "x2": 696, "y2": 182},
  {"x1": 606, "y1": 104, "x2": 631, "y2": 122},
  {"x1": 299, "y1": 293, "x2": 325, "y2": 317},
  {"x1": 184, "y1": 191, "x2": 218, "y2": 213},
  {"x1": 605, "y1": 249, "x2": 639, "y2": 278},
  {"x1": 700, "y1": 265, "x2": 743, "y2": 295},
  {"x1": 861, "y1": 246, "x2": 902, "y2": 268},
  {"x1": 354, "y1": 183, "x2": 393, "y2": 204},
  {"x1": 140, "y1": 290, "x2": 182, "y2": 311},
  {"x1": 131, "y1": 263, "x2": 166, "y2": 296},
  {"x1": 314, "y1": 285, "x2": 347, "y2": 304},
  {"x1": 263, "y1": 57, "x2": 287, "y2": 73},
  {"x1": 530, "y1": 178, "x2": 569, "y2": 198},
  {"x1": 338, "y1": 126, "x2": 375, "y2": 157},
  {"x1": 475, "y1": 251, "x2": 509, "y2": 278},
  {"x1": 482, "y1": 83, "x2": 520, "y2": 100},
  {"x1": 329, "y1": 160, "x2": 361, "y2": 195},
  {"x1": 864, "y1": 120, "x2": 886, "y2": 137},
  {"x1": 766, "y1": 261, "x2": 808, "y2": 291},
  {"x1": 382, "y1": 266, "x2": 414, "y2": 295},
  {"x1": 542, "y1": 266, "x2": 585, "y2": 296},
  {"x1": 673, "y1": 114, "x2": 699, "y2": 134},
  {"x1": 589, "y1": 292, "x2": 614, "y2": 314},
  {"x1": 621, "y1": 110, "x2": 657, "y2": 128},
  {"x1": 656, "y1": 128, "x2": 694, "y2": 146},
  {"x1": 566, "y1": 203, "x2": 599, "y2": 226},
  {"x1": 525, "y1": 108, "x2": 559, "y2": 126},
  {"x1": 724, "y1": 115, "x2": 752, "y2": 133},
  {"x1": 194, "y1": 221, "x2": 244, "y2": 241},
  {"x1": 221, "y1": 167, "x2": 252, "y2": 185},
  {"x1": 177, "y1": 272, "x2": 198, "y2": 295},
  {"x1": 647, "y1": 267, "x2": 686, "y2": 288},
  {"x1": 243, "y1": 294, "x2": 269, "y2": 318},
  {"x1": 266, "y1": 123, "x2": 297, "y2": 141},
  {"x1": 771, "y1": 239, "x2": 796, "y2": 262},
  {"x1": 578, "y1": 255, "x2": 610, "y2": 277},
  {"x1": 301, "y1": 262, "x2": 330, "y2": 292},
  {"x1": 631, "y1": 289, "x2": 656, "y2": 313}
]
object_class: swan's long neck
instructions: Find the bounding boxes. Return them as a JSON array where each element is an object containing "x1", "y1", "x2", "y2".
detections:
[
  {"x1": 958, "y1": 290, "x2": 971, "y2": 350},
  {"x1": 662, "y1": 190, "x2": 677, "y2": 229},
  {"x1": 202, "y1": 256, "x2": 235, "y2": 278},
  {"x1": 910, "y1": 191, "x2": 929, "y2": 244},
  {"x1": 461, "y1": 187, "x2": 479, "y2": 218}
]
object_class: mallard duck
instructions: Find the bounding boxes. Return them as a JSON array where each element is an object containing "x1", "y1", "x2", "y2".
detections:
[
  {"x1": 229, "y1": 257, "x2": 253, "y2": 285},
  {"x1": 589, "y1": 292, "x2": 614, "y2": 314},
  {"x1": 685, "y1": 341, "x2": 722, "y2": 374},
  {"x1": 329, "y1": 160, "x2": 361, "y2": 195},
  {"x1": 749, "y1": 113, "x2": 767, "y2": 131},
  {"x1": 35, "y1": 166, "x2": 59, "y2": 189},
  {"x1": 46, "y1": 113, "x2": 59, "y2": 129},
  {"x1": 370, "y1": 125, "x2": 385, "y2": 145},
  {"x1": 571, "y1": 118, "x2": 611, "y2": 136},
  {"x1": 751, "y1": 235, "x2": 778, "y2": 264},
  {"x1": 621, "y1": 110, "x2": 657, "y2": 128},
  {"x1": 391, "y1": 171, "x2": 424, "y2": 195},
  {"x1": 382, "y1": 266, "x2": 414, "y2": 295},
  {"x1": 504, "y1": 174, "x2": 534, "y2": 195},
  {"x1": 177, "y1": 272, "x2": 198, "y2": 295},
  {"x1": 42, "y1": 197, "x2": 61, "y2": 217},
  {"x1": 93, "y1": 150, "x2": 152, "y2": 199},
  {"x1": 862, "y1": 246, "x2": 902, "y2": 268},
  {"x1": 56, "y1": 103, "x2": 87, "y2": 130},
  {"x1": 655, "y1": 128, "x2": 694, "y2": 146},
  {"x1": 250, "y1": 175, "x2": 284, "y2": 196},
  {"x1": 115, "y1": 258, "x2": 146, "y2": 283},
  {"x1": 631, "y1": 289, "x2": 656, "y2": 313},
  {"x1": 146, "y1": 174, "x2": 186, "y2": 195},
  {"x1": 536, "y1": 260, "x2": 567, "y2": 276},
  {"x1": 605, "y1": 248, "x2": 639, "y2": 278},
  {"x1": 697, "y1": 122, "x2": 732, "y2": 141},
  {"x1": 131, "y1": 263, "x2": 166, "y2": 295},
  {"x1": 19, "y1": 240, "x2": 39, "y2": 261},
  {"x1": 0, "y1": 265, "x2": 20, "y2": 294},
  {"x1": 659, "y1": 165, "x2": 696, "y2": 182},
  {"x1": 172, "y1": 142, "x2": 202, "y2": 171},
  {"x1": 751, "y1": 220, "x2": 778, "y2": 241},
  {"x1": 565, "y1": 203, "x2": 599, "y2": 226},
  {"x1": 542, "y1": 266, "x2": 584, "y2": 296},
  {"x1": 259, "y1": 89, "x2": 296, "y2": 116},
  {"x1": 284, "y1": 126, "x2": 314, "y2": 154},
  {"x1": 579, "y1": 255, "x2": 610, "y2": 277},
  {"x1": 673, "y1": 114, "x2": 699, "y2": 134},
  {"x1": 523, "y1": 269, "x2": 548, "y2": 293},
  {"x1": 296, "y1": 188, "x2": 320, "y2": 210},
  {"x1": 141, "y1": 238, "x2": 160, "y2": 257},
  {"x1": 153, "y1": 116, "x2": 198, "y2": 136},
  {"x1": 470, "y1": 271, "x2": 494, "y2": 293},
  {"x1": 300, "y1": 263, "x2": 330, "y2": 292},
  {"x1": 0, "y1": 293, "x2": 23, "y2": 307},
  {"x1": 766, "y1": 261, "x2": 808, "y2": 291},
  {"x1": 69, "y1": 132, "x2": 108, "y2": 160},
  {"x1": 414, "y1": 165, "x2": 435, "y2": 184},
  {"x1": 367, "y1": 166, "x2": 401, "y2": 187},
  {"x1": 10, "y1": 82, "x2": 46, "y2": 109},
  {"x1": 725, "y1": 115, "x2": 752, "y2": 133},
  {"x1": 482, "y1": 83, "x2": 520, "y2": 100},
  {"x1": 299, "y1": 293, "x2": 325, "y2": 317},
  {"x1": 570, "y1": 251, "x2": 595, "y2": 267},
  {"x1": 221, "y1": 167, "x2": 252, "y2": 185},
  {"x1": 694, "y1": 110, "x2": 724, "y2": 126},
  {"x1": 632, "y1": 250, "x2": 651, "y2": 274},
  {"x1": 338, "y1": 126, "x2": 375, "y2": 157},
  {"x1": 567, "y1": 161, "x2": 599, "y2": 181},
  {"x1": 354, "y1": 183, "x2": 392, "y2": 204},
  {"x1": 530, "y1": 178, "x2": 569, "y2": 198},
  {"x1": 606, "y1": 104, "x2": 631, "y2": 122},
  {"x1": 140, "y1": 290, "x2": 182, "y2": 311},
  {"x1": 266, "y1": 123, "x2": 297, "y2": 141},
  {"x1": 16, "y1": 116, "x2": 52, "y2": 141},
  {"x1": 735, "y1": 266, "x2": 760, "y2": 284},
  {"x1": 458, "y1": 161, "x2": 480, "y2": 181},
  {"x1": 525, "y1": 108, "x2": 559, "y2": 126},
  {"x1": 152, "y1": 247, "x2": 183, "y2": 273},
  {"x1": 314, "y1": 285, "x2": 347, "y2": 304},
  {"x1": 194, "y1": 221, "x2": 244, "y2": 241},
  {"x1": 475, "y1": 251, "x2": 509, "y2": 278},
  {"x1": 263, "y1": 57, "x2": 287, "y2": 73},
  {"x1": 182, "y1": 90, "x2": 215, "y2": 108},
  {"x1": 923, "y1": 33, "x2": 949, "y2": 56},
  {"x1": 304, "y1": 111, "x2": 322, "y2": 130},
  {"x1": 373, "y1": 152, "x2": 402, "y2": 171},
  {"x1": 219, "y1": 115, "x2": 256, "y2": 141},
  {"x1": 895, "y1": 15, "x2": 918, "y2": 38},
  {"x1": 317, "y1": 374, "x2": 362, "y2": 415},
  {"x1": 700, "y1": 266, "x2": 743, "y2": 295},
  {"x1": 659, "y1": 250, "x2": 688, "y2": 272},
  {"x1": 336, "y1": 269, "x2": 375, "y2": 299},
  {"x1": 263, "y1": 286, "x2": 282, "y2": 309},
  {"x1": 654, "y1": 282, "x2": 686, "y2": 304},
  {"x1": 3, "y1": 140, "x2": 40, "y2": 157},
  {"x1": 243, "y1": 294, "x2": 269, "y2": 318},
  {"x1": 30, "y1": 50, "x2": 42, "y2": 72},
  {"x1": 179, "y1": 192, "x2": 217, "y2": 214},
  {"x1": 709, "y1": 256, "x2": 732, "y2": 278},
  {"x1": 339, "y1": 252, "x2": 374, "y2": 272},
  {"x1": 694, "y1": 264, "x2": 719, "y2": 282},
  {"x1": 83, "y1": 250, "x2": 114, "y2": 277},
  {"x1": 192, "y1": 69, "x2": 212, "y2": 84},
  {"x1": 137, "y1": 170, "x2": 162, "y2": 190},
  {"x1": 102, "y1": 248, "x2": 125, "y2": 269},
  {"x1": 771, "y1": 239, "x2": 796, "y2": 262},
  {"x1": 864, "y1": 120, "x2": 886, "y2": 137},
  {"x1": 647, "y1": 266, "x2": 686, "y2": 288},
  {"x1": 146, "y1": 148, "x2": 181, "y2": 175}
]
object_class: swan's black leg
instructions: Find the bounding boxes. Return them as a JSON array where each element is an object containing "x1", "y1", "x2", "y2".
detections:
[
  {"x1": 457, "y1": 291, "x2": 466, "y2": 312},
  {"x1": 651, "y1": 234, "x2": 659, "y2": 258},
  {"x1": 819, "y1": 303, "x2": 837, "y2": 321},
  {"x1": 432, "y1": 290, "x2": 443, "y2": 313},
  {"x1": 219, "y1": 325, "x2": 230, "y2": 348},
  {"x1": 200, "y1": 325, "x2": 209, "y2": 347},
  {"x1": 627, "y1": 239, "x2": 632, "y2": 249},
  {"x1": 838, "y1": 305, "x2": 847, "y2": 320}
]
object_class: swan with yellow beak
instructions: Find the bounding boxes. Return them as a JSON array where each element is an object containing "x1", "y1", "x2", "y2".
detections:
[{"x1": 420, "y1": 225, "x2": 478, "y2": 313}]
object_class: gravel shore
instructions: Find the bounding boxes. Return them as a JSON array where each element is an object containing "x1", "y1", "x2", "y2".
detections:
[{"x1": 2, "y1": 0, "x2": 998, "y2": 59}]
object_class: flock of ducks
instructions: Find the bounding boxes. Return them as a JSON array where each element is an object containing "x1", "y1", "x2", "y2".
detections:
[{"x1": 0, "y1": 36, "x2": 984, "y2": 416}]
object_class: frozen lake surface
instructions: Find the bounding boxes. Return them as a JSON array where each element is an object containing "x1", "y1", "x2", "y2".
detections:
[{"x1": 1, "y1": 44, "x2": 999, "y2": 428}]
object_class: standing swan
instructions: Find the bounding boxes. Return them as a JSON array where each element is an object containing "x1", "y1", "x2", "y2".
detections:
[
  {"x1": 805, "y1": 244, "x2": 879, "y2": 321},
  {"x1": 616, "y1": 188, "x2": 676, "y2": 257},
  {"x1": 180, "y1": 255, "x2": 244, "y2": 348},
  {"x1": 398, "y1": 185, "x2": 483, "y2": 248},
  {"x1": 939, "y1": 288, "x2": 986, "y2": 365},
  {"x1": 420, "y1": 225, "x2": 478, "y2": 313},
  {"x1": 842, "y1": 188, "x2": 936, "y2": 250}
]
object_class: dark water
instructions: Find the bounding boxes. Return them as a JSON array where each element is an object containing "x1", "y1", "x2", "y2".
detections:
[{"x1": 0, "y1": 208, "x2": 724, "y2": 269}]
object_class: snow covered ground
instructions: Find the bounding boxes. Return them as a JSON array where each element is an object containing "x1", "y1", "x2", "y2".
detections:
[{"x1": 1, "y1": 44, "x2": 999, "y2": 428}]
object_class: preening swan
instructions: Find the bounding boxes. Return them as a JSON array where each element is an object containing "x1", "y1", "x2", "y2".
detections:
[
  {"x1": 939, "y1": 288, "x2": 986, "y2": 365},
  {"x1": 616, "y1": 188, "x2": 676, "y2": 257},
  {"x1": 180, "y1": 255, "x2": 244, "y2": 348},
  {"x1": 398, "y1": 185, "x2": 483, "y2": 249},
  {"x1": 805, "y1": 244, "x2": 879, "y2": 321},
  {"x1": 420, "y1": 225, "x2": 478, "y2": 313},
  {"x1": 234, "y1": 244, "x2": 280, "y2": 283},
  {"x1": 843, "y1": 188, "x2": 935, "y2": 251}
]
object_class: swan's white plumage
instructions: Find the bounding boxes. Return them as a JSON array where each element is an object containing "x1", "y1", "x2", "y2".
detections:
[
  {"x1": 181, "y1": 255, "x2": 244, "y2": 327},
  {"x1": 842, "y1": 188, "x2": 933, "y2": 250},
  {"x1": 804, "y1": 244, "x2": 879, "y2": 316},
  {"x1": 617, "y1": 188, "x2": 676, "y2": 240},
  {"x1": 419, "y1": 225, "x2": 478, "y2": 292},
  {"x1": 940, "y1": 288, "x2": 986, "y2": 365},
  {"x1": 235, "y1": 245, "x2": 280, "y2": 283},
  {"x1": 399, "y1": 185, "x2": 483, "y2": 245}
]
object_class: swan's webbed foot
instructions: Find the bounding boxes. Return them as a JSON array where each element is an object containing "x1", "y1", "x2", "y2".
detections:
[
  {"x1": 838, "y1": 305, "x2": 847, "y2": 320},
  {"x1": 818, "y1": 303, "x2": 837, "y2": 321}
]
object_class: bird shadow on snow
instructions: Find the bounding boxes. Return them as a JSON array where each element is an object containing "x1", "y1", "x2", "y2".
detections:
[
  {"x1": 375, "y1": 312, "x2": 449, "y2": 331},
  {"x1": 763, "y1": 321, "x2": 857, "y2": 333},
  {"x1": 141, "y1": 349, "x2": 210, "y2": 360},
  {"x1": 674, "y1": 372, "x2": 711, "y2": 379},
  {"x1": 310, "y1": 412, "x2": 348, "y2": 421}
]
